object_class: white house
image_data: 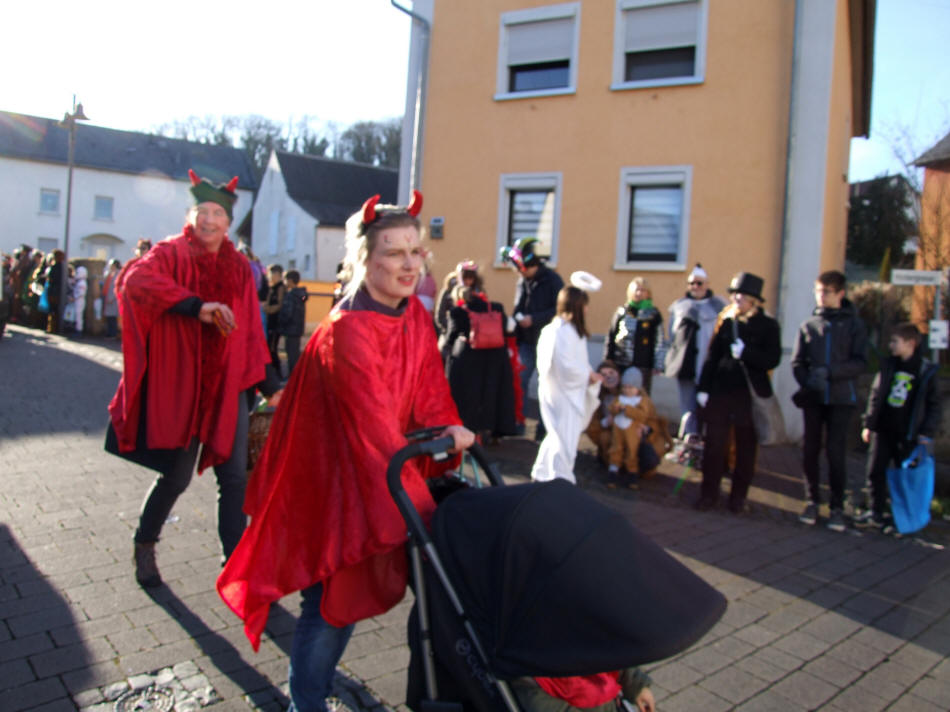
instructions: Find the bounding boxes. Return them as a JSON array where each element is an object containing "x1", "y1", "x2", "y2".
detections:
[
  {"x1": 0, "y1": 110, "x2": 256, "y2": 261},
  {"x1": 251, "y1": 151, "x2": 398, "y2": 281}
]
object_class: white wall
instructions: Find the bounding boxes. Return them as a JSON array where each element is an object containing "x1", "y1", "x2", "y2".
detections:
[
  {"x1": 251, "y1": 153, "x2": 324, "y2": 280},
  {"x1": 0, "y1": 157, "x2": 252, "y2": 260},
  {"x1": 314, "y1": 225, "x2": 346, "y2": 281}
]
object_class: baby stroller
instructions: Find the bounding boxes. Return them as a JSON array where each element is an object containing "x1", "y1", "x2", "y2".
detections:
[{"x1": 388, "y1": 429, "x2": 727, "y2": 712}]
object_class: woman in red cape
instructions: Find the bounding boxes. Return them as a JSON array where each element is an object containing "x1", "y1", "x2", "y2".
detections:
[{"x1": 217, "y1": 192, "x2": 473, "y2": 712}]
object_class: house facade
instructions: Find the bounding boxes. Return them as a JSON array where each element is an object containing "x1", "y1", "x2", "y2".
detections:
[
  {"x1": 912, "y1": 130, "x2": 950, "y2": 330},
  {"x1": 251, "y1": 151, "x2": 398, "y2": 281},
  {"x1": 400, "y1": 0, "x2": 874, "y2": 439},
  {"x1": 0, "y1": 111, "x2": 255, "y2": 262}
]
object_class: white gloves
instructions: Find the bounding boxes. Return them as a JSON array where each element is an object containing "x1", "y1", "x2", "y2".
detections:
[
  {"x1": 696, "y1": 392, "x2": 709, "y2": 408},
  {"x1": 730, "y1": 338, "x2": 745, "y2": 360}
]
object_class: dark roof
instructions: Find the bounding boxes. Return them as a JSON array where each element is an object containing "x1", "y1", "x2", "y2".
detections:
[
  {"x1": 275, "y1": 151, "x2": 398, "y2": 226},
  {"x1": 0, "y1": 110, "x2": 257, "y2": 189},
  {"x1": 914, "y1": 129, "x2": 950, "y2": 168}
]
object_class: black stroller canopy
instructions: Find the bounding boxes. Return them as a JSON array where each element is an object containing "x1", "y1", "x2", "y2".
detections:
[{"x1": 432, "y1": 480, "x2": 726, "y2": 678}]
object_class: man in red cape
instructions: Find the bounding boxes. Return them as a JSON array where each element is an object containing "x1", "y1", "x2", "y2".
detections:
[
  {"x1": 107, "y1": 170, "x2": 274, "y2": 588},
  {"x1": 217, "y1": 193, "x2": 471, "y2": 712}
]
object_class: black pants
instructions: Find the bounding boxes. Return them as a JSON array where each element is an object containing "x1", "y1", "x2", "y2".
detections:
[
  {"x1": 267, "y1": 328, "x2": 282, "y2": 377},
  {"x1": 701, "y1": 389, "x2": 758, "y2": 506},
  {"x1": 284, "y1": 335, "x2": 301, "y2": 377},
  {"x1": 801, "y1": 404, "x2": 854, "y2": 510},
  {"x1": 864, "y1": 432, "x2": 906, "y2": 516},
  {"x1": 134, "y1": 396, "x2": 250, "y2": 558}
]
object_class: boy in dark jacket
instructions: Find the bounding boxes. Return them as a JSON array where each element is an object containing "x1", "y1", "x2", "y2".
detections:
[
  {"x1": 262, "y1": 264, "x2": 285, "y2": 374},
  {"x1": 858, "y1": 323, "x2": 940, "y2": 529},
  {"x1": 791, "y1": 270, "x2": 867, "y2": 531},
  {"x1": 277, "y1": 269, "x2": 308, "y2": 378}
]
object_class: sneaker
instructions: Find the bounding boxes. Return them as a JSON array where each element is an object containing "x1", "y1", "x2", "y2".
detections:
[
  {"x1": 798, "y1": 503, "x2": 818, "y2": 526},
  {"x1": 853, "y1": 510, "x2": 886, "y2": 529},
  {"x1": 826, "y1": 509, "x2": 846, "y2": 532}
]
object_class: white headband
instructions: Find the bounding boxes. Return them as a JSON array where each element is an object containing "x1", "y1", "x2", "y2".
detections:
[{"x1": 570, "y1": 271, "x2": 602, "y2": 292}]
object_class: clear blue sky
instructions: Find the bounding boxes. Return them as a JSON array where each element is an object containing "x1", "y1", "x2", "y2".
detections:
[
  {"x1": 849, "y1": 0, "x2": 950, "y2": 180},
  {"x1": 2, "y1": 0, "x2": 947, "y2": 181}
]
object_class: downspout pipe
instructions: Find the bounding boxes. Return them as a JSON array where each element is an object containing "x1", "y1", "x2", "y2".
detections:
[{"x1": 392, "y1": 0, "x2": 430, "y2": 195}]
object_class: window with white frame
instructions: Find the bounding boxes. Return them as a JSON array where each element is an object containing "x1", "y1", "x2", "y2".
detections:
[
  {"x1": 615, "y1": 166, "x2": 691, "y2": 268},
  {"x1": 496, "y1": 3, "x2": 580, "y2": 98},
  {"x1": 497, "y1": 173, "x2": 562, "y2": 264},
  {"x1": 94, "y1": 196, "x2": 114, "y2": 220},
  {"x1": 39, "y1": 188, "x2": 60, "y2": 214},
  {"x1": 612, "y1": 0, "x2": 706, "y2": 89}
]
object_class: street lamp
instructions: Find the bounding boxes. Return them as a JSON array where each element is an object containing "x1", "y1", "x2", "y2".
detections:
[{"x1": 58, "y1": 98, "x2": 89, "y2": 334}]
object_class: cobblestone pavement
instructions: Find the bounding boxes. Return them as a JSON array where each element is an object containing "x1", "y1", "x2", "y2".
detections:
[{"x1": 2, "y1": 323, "x2": 949, "y2": 711}]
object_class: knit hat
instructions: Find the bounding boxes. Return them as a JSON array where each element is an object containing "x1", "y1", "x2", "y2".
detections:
[
  {"x1": 688, "y1": 263, "x2": 707, "y2": 282},
  {"x1": 621, "y1": 368, "x2": 643, "y2": 388},
  {"x1": 188, "y1": 169, "x2": 238, "y2": 221}
]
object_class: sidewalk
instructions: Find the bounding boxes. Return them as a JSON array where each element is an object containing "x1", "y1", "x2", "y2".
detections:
[{"x1": 2, "y1": 323, "x2": 949, "y2": 712}]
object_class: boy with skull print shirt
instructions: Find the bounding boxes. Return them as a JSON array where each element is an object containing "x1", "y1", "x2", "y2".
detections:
[{"x1": 859, "y1": 323, "x2": 941, "y2": 528}]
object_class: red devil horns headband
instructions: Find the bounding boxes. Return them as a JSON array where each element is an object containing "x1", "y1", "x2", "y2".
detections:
[
  {"x1": 361, "y1": 190, "x2": 424, "y2": 227},
  {"x1": 407, "y1": 189, "x2": 422, "y2": 216}
]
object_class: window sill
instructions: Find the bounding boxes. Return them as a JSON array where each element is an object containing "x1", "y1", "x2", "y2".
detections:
[
  {"x1": 494, "y1": 87, "x2": 576, "y2": 101},
  {"x1": 613, "y1": 261, "x2": 685, "y2": 272},
  {"x1": 38, "y1": 211, "x2": 60, "y2": 217},
  {"x1": 93, "y1": 217, "x2": 115, "y2": 222},
  {"x1": 609, "y1": 76, "x2": 703, "y2": 92}
]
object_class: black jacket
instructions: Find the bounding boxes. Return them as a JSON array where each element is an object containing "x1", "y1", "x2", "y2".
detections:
[
  {"x1": 699, "y1": 309, "x2": 782, "y2": 397},
  {"x1": 603, "y1": 303, "x2": 663, "y2": 370},
  {"x1": 513, "y1": 265, "x2": 564, "y2": 346},
  {"x1": 277, "y1": 286, "x2": 308, "y2": 337},
  {"x1": 862, "y1": 354, "x2": 940, "y2": 443},
  {"x1": 791, "y1": 299, "x2": 867, "y2": 406}
]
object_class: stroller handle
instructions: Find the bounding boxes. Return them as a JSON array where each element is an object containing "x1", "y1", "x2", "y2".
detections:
[{"x1": 387, "y1": 428, "x2": 504, "y2": 542}]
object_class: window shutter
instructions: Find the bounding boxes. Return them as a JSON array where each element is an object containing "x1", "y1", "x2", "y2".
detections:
[
  {"x1": 508, "y1": 17, "x2": 574, "y2": 66},
  {"x1": 629, "y1": 186, "x2": 682, "y2": 257},
  {"x1": 625, "y1": 2, "x2": 697, "y2": 53}
]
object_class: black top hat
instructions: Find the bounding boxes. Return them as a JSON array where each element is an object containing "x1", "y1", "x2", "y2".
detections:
[{"x1": 728, "y1": 272, "x2": 766, "y2": 302}]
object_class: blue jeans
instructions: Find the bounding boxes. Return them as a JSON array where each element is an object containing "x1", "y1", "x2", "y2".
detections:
[
  {"x1": 288, "y1": 583, "x2": 355, "y2": 712},
  {"x1": 519, "y1": 342, "x2": 546, "y2": 438},
  {"x1": 677, "y1": 379, "x2": 699, "y2": 437}
]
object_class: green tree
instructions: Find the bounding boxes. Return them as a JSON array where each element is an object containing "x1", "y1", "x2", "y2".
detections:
[{"x1": 846, "y1": 175, "x2": 916, "y2": 267}]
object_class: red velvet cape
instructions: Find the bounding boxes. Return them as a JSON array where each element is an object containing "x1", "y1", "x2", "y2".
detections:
[
  {"x1": 107, "y1": 228, "x2": 270, "y2": 472},
  {"x1": 217, "y1": 297, "x2": 461, "y2": 649}
]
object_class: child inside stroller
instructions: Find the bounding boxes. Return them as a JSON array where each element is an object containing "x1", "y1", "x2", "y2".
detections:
[{"x1": 388, "y1": 431, "x2": 727, "y2": 712}]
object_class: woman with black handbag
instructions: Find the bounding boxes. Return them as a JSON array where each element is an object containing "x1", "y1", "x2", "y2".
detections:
[
  {"x1": 695, "y1": 272, "x2": 781, "y2": 513},
  {"x1": 442, "y1": 284, "x2": 517, "y2": 440}
]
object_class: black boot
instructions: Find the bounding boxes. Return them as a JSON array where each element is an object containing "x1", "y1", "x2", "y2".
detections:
[{"x1": 134, "y1": 542, "x2": 162, "y2": 588}]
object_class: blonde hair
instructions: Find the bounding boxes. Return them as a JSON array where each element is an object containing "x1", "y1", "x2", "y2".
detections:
[
  {"x1": 627, "y1": 277, "x2": 650, "y2": 301},
  {"x1": 341, "y1": 204, "x2": 422, "y2": 301}
]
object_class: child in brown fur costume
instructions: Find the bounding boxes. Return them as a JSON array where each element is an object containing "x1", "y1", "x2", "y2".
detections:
[{"x1": 607, "y1": 368, "x2": 672, "y2": 487}]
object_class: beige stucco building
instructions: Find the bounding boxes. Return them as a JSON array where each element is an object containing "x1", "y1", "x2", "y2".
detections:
[{"x1": 398, "y1": 0, "x2": 875, "y2": 438}]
